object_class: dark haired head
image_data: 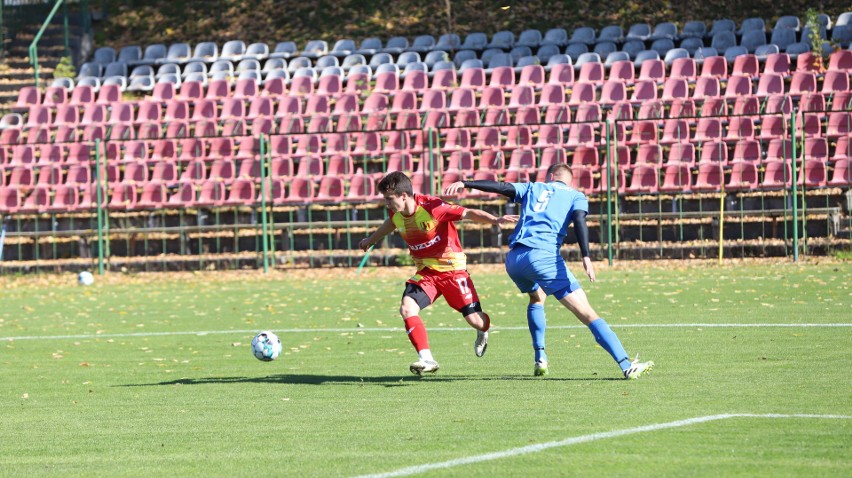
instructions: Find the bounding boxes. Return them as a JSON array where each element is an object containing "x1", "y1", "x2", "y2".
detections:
[{"x1": 377, "y1": 171, "x2": 414, "y2": 196}]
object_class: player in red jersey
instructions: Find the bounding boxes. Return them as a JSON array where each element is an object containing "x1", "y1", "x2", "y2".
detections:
[{"x1": 359, "y1": 172, "x2": 517, "y2": 375}]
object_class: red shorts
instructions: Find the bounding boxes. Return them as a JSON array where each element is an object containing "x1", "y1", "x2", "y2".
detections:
[{"x1": 406, "y1": 268, "x2": 480, "y2": 311}]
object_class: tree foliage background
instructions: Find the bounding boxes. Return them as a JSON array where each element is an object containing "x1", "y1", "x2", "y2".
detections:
[{"x1": 99, "y1": 0, "x2": 851, "y2": 47}]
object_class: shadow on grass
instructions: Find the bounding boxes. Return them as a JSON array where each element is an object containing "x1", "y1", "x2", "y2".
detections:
[{"x1": 120, "y1": 374, "x2": 622, "y2": 387}]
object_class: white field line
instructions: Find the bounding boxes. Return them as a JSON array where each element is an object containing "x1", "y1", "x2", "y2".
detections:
[
  {"x1": 1, "y1": 323, "x2": 851, "y2": 341},
  {"x1": 355, "y1": 414, "x2": 852, "y2": 478}
]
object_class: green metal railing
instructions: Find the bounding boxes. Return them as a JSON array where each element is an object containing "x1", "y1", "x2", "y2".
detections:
[
  {"x1": 28, "y1": 0, "x2": 91, "y2": 88},
  {"x1": 29, "y1": 0, "x2": 66, "y2": 88}
]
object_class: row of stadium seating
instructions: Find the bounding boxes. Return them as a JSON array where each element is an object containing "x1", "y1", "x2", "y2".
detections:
[
  {"x1": 9, "y1": 67, "x2": 852, "y2": 124},
  {"x1": 35, "y1": 48, "x2": 852, "y2": 99},
  {"x1": 9, "y1": 55, "x2": 848, "y2": 132},
  {"x1": 2, "y1": 90, "x2": 851, "y2": 150},
  {"x1": 12, "y1": 53, "x2": 850, "y2": 122},
  {"x1": 3, "y1": 111, "x2": 851, "y2": 165},
  {"x1": 84, "y1": 13, "x2": 851, "y2": 67},
  {"x1": 2, "y1": 136, "x2": 850, "y2": 188},
  {"x1": 65, "y1": 37, "x2": 851, "y2": 93}
]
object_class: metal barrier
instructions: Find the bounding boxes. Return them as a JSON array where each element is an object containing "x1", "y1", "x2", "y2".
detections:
[
  {"x1": 0, "y1": 103, "x2": 849, "y2": 273},
  {"x1": 28, "y1": 0, "x2": 91, "y2": 88}
]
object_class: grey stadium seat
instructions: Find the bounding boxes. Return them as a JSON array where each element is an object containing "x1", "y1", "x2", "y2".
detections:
[{"x1": 541, "y1": 28, "x2": 569, "y2": 47}]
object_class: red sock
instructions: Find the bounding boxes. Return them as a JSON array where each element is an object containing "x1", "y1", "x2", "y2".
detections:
[{"x1": 403, "y1": 316, "x2": 430, "y2": 352}]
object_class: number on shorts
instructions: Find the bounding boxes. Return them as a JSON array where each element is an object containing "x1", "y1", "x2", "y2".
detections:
[{"x1": 455, "y1": 277, "x2": 471, "y2": 295}]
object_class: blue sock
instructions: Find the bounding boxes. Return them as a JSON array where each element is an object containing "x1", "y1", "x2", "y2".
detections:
[
  {"x1": 588, "y1": 319, "x2": 631, "y2": 371},
  {"x1": 527, "y1": 303, "x2": 547, "y2": 363}
]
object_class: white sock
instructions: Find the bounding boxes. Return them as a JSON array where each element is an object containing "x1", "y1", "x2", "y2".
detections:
[{"x1": 418, "y1": 349, "x2": 434, "y2": 361}]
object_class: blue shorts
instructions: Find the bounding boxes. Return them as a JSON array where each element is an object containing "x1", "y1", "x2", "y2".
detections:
[{"x1": 505, "y1": 245, "x2": 581, "y2": 300}]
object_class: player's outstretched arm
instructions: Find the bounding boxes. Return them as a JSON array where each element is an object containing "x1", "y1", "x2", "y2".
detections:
[
  {"x1": 462, "y1": 208, "x2": 519, "y2": 226},
  {"x1": 358, "y1": 217, "x2": 396, "y2": 251},
  {"x1": 443, "y1": 180, "x2": 515, "y2": 199}
]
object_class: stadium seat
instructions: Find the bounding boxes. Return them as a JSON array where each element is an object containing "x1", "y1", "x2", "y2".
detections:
[
  {"x1": 78, "y1": 103, "x2": 106, "y2": 127},
  {"x1": 700, "y1": 96, "x2": 728, "y2": 117},
  {"x1": 282, "y1": 177, "x2": 315, "y2": 203},
  {"x1": 661, "y1": 78, "x2": 688, "y2": 103},
  {"x1": 658, "y1": 119, "x2": 689, "y2": 146},
  {"x1": 630, "y1": 80, "x2": 658, "y2": 105},
  {"x1": 699, "y1": 55, "x2": 728, "y2": 79},
  {"x1": 731, "y1": 139, "x2": 761, "y2": 163},
  {"x1": 725, "y1": 160, "x2": 759, "y2": 191},
  {"x1": 764, "y1": 138, "x2": 793, "y2": 163},
  {"x1": 565, "y1": 123, "x2": 597, "y2": 148},
  {"x1": 625, "y1": 120, "x2": 657, "y2": 146},
  {"x1": 757, "y1": 160, "x2": 789, "y2": 190},
  {"x1": 347, "y1": 171, "x2": 379, "y2": 201},
  {"x1": 826, "y1": 112, "x2": 852, "y2": 140},
  {"x1": 136, "y1": 182, "x2": 168, "y2": 209},
  {"x1": 800, "y1": 159, "x2": 827, "y2": 187},
  {"x1": 692, "y1": 76, "x2": 720, "y2": 101},
  {"x1": 44, "y1": 184, "x2": 79, "y2": 213},
  {"x1": 666, "y1": 142, "x2": 695, "y2": 166},
  {"x1": 827, "y1": 49, "x2": 852, "y2": 72},
  {"x1": 789, "y1": 71, "x2": 817, "y2": 97},
  {"x1": 659, "y1": 163, "x2": 692, "y2": 193},
  {"x1": 692, "y1": 162, "x2": 723, "y2": 192},
  {"x1": 635, "y1": 144, "x2": 663, "y2": 166},
  {"x1": 828, "y1": 159, "x2": 852, "y2": 186},
  {"x1": 699, "y1": 141, "x2": 729, "y2": 165},
  {"x1": 625, "y1": 165, "x2": 659, "y2": 193}
]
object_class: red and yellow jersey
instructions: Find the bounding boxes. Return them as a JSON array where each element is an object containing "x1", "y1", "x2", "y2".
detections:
[{"x1": 390, "y1": 194, "x2": 467, "y2": 272}]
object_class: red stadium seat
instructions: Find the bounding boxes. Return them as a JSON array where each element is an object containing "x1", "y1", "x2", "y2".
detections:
[
  {"x1": 625, "y1": 165, "x2": 659, "y2": 194},
  {"x1": 659, "y1": 163, "x2": 692, "y2": 193},
  {"x1": 224, "y1": 179, "x2": 257, "y2": 206},
  {"x1": 693, "y1": 162, "x2": 724, "y2": 192},
  {"x1": 761, "y1": 161, "x2": 791, "y2": 190},
  {"x1": 726, "y1": 161, "x2": 758, "y2": 190},
  {"x1": 828, "y1": 159, "x2": 852, "y2": 187},
  {"x1": 195, "y1": 181, "x2": 227, "y2": 207},
  {"x1": 283, "y1": 177, "x2": 315, "y2": 203}
]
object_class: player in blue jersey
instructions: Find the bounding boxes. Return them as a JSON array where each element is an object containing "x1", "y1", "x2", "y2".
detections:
[{"x1": 444, "y1": 163, "x2": 654, "y2": 379}]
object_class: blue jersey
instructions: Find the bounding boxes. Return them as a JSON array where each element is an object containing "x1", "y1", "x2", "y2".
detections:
[{"x1": 508, "y1": 181, "x2": 589, "y2": 253}]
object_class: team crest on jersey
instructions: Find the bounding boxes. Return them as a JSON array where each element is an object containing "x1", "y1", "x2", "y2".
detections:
[{"x1": 418, "y1": 219, "x2": 436, "y2": 231}]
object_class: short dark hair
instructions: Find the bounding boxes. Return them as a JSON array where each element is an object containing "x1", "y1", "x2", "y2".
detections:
[
  {"x1": 546, "y1": 162, "x2": 573, "y2": 179},
  {"x1": 378, "y1": 171, "x2": 413, "y2": 196}
]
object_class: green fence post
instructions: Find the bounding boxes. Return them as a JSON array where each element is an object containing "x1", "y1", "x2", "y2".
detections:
[
  {"x1": 799, "y1": 114, "x2": 808, "y2": 254},
  {"x1": 604, "y1": 120, "x2": 613, "y2": 265},
  {"x1": 428, "y1": 128, "x2": 435, "y2": 195},
  {"x1": 259, "y1": 134, "x2": 269, "y2": 273},
  {"x1": 94, "y1": 138, "x2": 105, "y2": 275},
  {"x1": 791, "y1": 109, "x2": 799, "y2": 262}
]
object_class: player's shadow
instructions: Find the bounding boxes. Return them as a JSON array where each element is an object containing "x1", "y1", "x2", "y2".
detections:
[{"x1": 120, "y1": 374, "x2": 621, "y2": 388}]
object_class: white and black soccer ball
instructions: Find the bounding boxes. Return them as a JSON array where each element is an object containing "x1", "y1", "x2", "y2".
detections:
[
  {"x1": 78, "y1": 271, "x2": 95, "y2": 286},
  {"x1": 251, "y1": 331, "x2": 282, "y2": 362}
]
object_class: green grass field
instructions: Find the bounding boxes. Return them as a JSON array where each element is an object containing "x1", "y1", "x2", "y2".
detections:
[{"x1": 1, "y1": 260, "x2": 850, "y2": 477}]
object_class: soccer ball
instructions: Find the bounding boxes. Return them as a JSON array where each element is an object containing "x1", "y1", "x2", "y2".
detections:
[
  {"x1": 78, "y1": 271, "x2": 95, "y2": 286},
  {"x1": 251, "y1": 331, "x2": 282, "y2": 362}
]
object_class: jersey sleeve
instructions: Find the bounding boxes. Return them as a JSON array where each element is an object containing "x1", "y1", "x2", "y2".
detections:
[
  {"x1": 573, "y1": 191, "x2": 590, "y2": 213},
  {"x1": 423, "y1": 197, "x2": 466, "y2": 222},
  {"x1": 511, "y1": 182, "x2": 530, "y2": 203}
]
